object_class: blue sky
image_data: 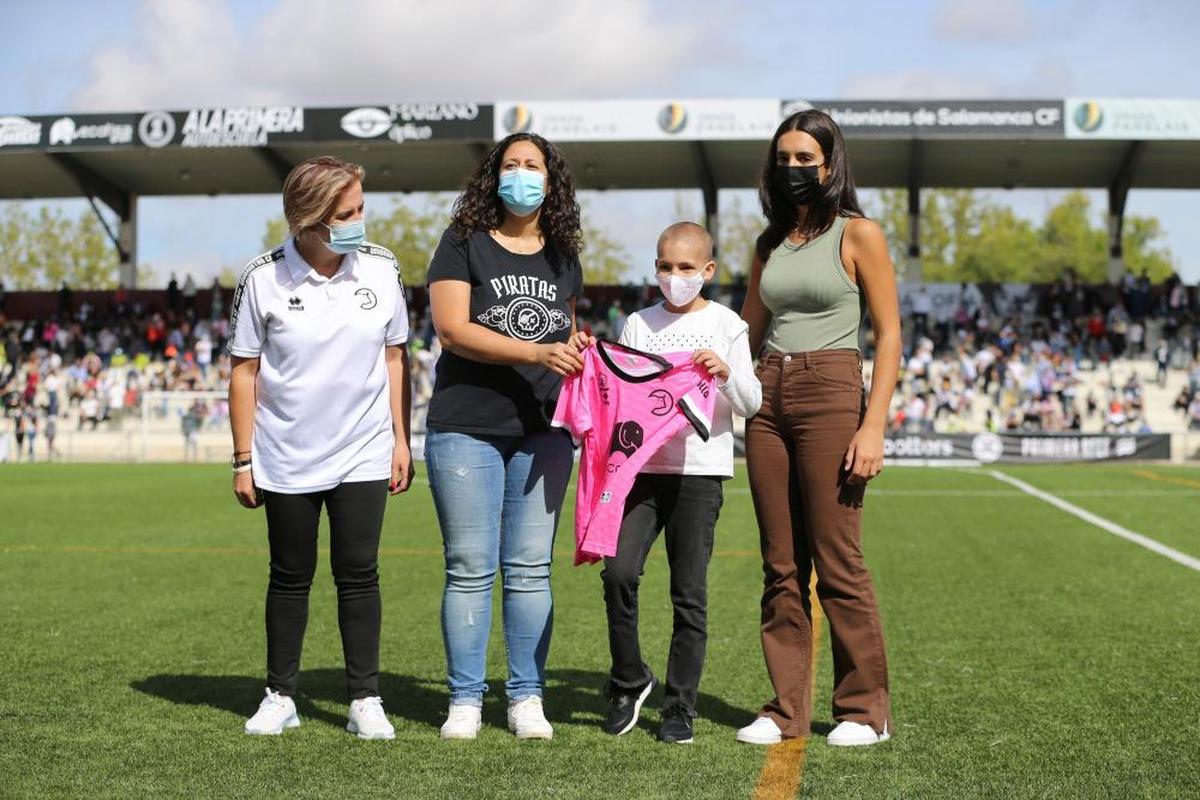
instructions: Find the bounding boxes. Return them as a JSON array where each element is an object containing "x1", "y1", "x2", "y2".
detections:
[{"x1": 2, "y1": 0, "x2": 1199, "y2": 284}]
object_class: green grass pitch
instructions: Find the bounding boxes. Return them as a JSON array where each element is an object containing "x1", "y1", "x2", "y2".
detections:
[{"x1": 2, "y1": 462, "x2": 1199, "y2": 799}]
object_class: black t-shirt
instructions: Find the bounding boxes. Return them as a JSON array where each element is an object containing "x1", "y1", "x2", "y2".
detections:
[{"x1": 426, "y1": 227, "x2": 583, "y2": 436}]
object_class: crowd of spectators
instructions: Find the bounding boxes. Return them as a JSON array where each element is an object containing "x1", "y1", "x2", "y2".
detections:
[
  {"x1": 2, "y1": 269, "x2": 1199, "y2": 462},
  {"x1": 885, "y1": 271, "x2": 1200, "y2": 435}
]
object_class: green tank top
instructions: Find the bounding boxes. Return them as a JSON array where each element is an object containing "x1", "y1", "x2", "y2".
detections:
[{"x1": 759, "y1": 215, "x2": 862, "y2": 353}]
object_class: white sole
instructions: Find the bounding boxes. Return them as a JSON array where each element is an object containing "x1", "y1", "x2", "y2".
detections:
[
  {"x1": 828, "y1": 723, "x2": 890, "y2": 747},
  {"x1": 346, "y1": 720, "x2": 395, "y2": 740},
  {"x1": 440, "y1": 723, "x2": 482, "y2": 740},
  {"x1": 612, "y1": 679, "x2": 656, "y2": 736},
  {"x1": 512, "y1": 728, "x2": 553, "y2": 740},
  {"x1": 827, "y1": 732, "x2": 890, "y2": 747},
  {"x1": 735, "y1": 718, "x2": 781, "y2": 745},
  {"x1": 245, "y1": 713, "x2": 300, "y2": 735},
  {"x1": 735, "y1": 733, "x2": 781, "y2": 745}
]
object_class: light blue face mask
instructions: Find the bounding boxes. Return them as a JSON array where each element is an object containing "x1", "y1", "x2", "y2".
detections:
[
  {"x1": 323, "y1": 218, "x2": 366, "y2": 255},
  {"x1": 497, "y1": 168, "x2": 546, "y2": 216}
]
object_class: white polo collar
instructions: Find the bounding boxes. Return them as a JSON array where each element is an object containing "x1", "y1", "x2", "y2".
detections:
[{"x1": 284, "y1": 236, "x2": 359, "y2": 287}]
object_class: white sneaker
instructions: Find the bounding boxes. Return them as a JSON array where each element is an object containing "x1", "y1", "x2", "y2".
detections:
[
  {"x1": 244, "y1": 688, "x2": 300, "y2": 735},
  {"x1": 736, "y1": 716, "x2": 782, "y2": 745},
  {"x1": 827, "y1": 720, "x2": 890, "y2": 747},
  {"x1": 507, "y1": 696, "x2": 553, "y2": 740},
  {"x1": 346, "y1": 696, "x2": 395, "y2": 740},
  {"x1": 440, "y1": 703, "x2": 482, "y2": 740}
]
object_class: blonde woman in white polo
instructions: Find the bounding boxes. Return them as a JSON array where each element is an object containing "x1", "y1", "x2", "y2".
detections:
[{"x1": 228, "y1": 156, "x2": 413, "y2": 740}]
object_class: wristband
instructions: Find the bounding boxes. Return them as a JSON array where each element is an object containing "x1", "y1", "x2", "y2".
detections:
[{"x1": 233, "y1": 463, "x2": 253, "y2": 475}]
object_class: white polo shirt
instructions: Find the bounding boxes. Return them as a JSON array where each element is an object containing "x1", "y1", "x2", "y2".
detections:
[{"x1": 228, "y1": 237, "x2": 409, "y2": 493}]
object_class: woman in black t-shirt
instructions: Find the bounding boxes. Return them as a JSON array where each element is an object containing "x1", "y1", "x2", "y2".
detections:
[{"x1": 425, "y1": 132, "x2": 591, "y2": 741}]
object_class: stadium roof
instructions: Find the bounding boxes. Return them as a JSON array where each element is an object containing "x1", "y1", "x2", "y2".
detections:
[
  {"x1": 3, "y1": 98, "x2": 1200, "y2": 198},
  {"x1": 2, "y1": 97, "x2": 1198, "y2": 284}
]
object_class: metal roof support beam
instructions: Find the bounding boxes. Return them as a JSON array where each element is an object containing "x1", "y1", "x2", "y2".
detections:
[
  {"x1": 906, "y1": 140, "x2": 924, "y2": 282},
  {"x1": 691, "y1": 141, "x2": 719, "y2": 259},
  {"x1": 46, "y1": 152, "x2": 129, "y2": 218},
  {"x1": 1106, "y1": 140, "x2": 1145, "y2": 282},
  {"x1": 118, "y1": 195, "x2": 139, "y2": 289},
  {"x1": 46, "y1": 152, "x2": 139, "y2": 288},
  {"x1": 254, "y1": 147, "x2": 293, "y2": 186}
]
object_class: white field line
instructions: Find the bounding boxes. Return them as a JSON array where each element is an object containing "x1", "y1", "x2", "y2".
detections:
[
  {"x1": 410, "y1": 476, "x2": 1195, "y2": 499},
  {"x1": 986, "y1": 470, "x2": 1200, "y2": 574},
  {"x1": 719, "y1": 487, "x2": 1197, "y2": 497}
]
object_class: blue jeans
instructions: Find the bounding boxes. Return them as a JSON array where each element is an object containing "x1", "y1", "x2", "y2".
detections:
[{"x1": 425, "y1": 428, "x2": 573, "y2": 705}]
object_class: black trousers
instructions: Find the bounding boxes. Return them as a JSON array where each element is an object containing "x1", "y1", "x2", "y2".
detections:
[
  {"x1": 261, "y1": 479, "x2": 388, "y2": 700},
  {"x1": 602, "y1": 474, "x2": 723, "y2": 715}
]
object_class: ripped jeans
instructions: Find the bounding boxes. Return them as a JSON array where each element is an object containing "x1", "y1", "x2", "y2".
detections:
[{"x1": 425, "y1": 427, "x2": 573, "y2": 706}]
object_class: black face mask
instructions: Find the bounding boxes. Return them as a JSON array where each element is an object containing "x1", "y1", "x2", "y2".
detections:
[{"x1": 774, "y1": 165, "x2": 823, "y2": 206}]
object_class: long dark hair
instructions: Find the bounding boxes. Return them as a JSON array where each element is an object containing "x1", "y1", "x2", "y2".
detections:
[
  {"x1": 450, "y1": 132, "x2": 582, "y2": 263},
  {"x1": 755, "y1": 109, "x2": 864, "y2": 261}
]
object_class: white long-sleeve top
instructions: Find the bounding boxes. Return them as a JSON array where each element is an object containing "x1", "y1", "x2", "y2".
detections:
[{"x1": 618, "y1": 300, "x2": 762, "y2": 478}]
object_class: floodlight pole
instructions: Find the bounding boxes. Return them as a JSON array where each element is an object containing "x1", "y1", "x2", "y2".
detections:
[
  {"x1": 118, "y1": 197, "x2": 139, "y2": 289},
  {"x1": 906, "y1": 140, "x2": 924, "y2": 282},
  {"x1": 1107, "y1": 140, "x2": 1145, "y2": 284},
  {"x1": 692, "y1": 141, "x2": 719, "y2": 260}
]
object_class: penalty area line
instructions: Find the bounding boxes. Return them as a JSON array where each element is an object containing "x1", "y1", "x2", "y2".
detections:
[{"x1": 986, "y1": 470, "x2": 1200, "y2": 574}]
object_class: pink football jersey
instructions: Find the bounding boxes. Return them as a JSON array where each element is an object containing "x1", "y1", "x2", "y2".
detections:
[{"x1": 552, "y1": 340, "x2": 717, "y2": 564}]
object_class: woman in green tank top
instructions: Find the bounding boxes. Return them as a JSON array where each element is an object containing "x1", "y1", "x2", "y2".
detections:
[{"x1": 735, "y1": 110, "x2": 901, "y2": 748}]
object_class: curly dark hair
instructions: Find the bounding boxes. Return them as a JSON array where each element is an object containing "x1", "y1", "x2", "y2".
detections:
[
  {"x1": 450, "y1": 133, "x2": 582, "y2": 265},
  {"x1": 755, "y1": 109, "x2": 864, "y2": 262}
]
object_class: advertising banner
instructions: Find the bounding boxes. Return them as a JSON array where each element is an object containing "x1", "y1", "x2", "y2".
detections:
[
  {"x1": 0, "y1": 113, "x2": 140, "y2": 150},
  {"x1": 0, "y1": 104, "x2": 493, "y2": 151},
  {"x1": 324, "y1": 102, "x2": 492, "y2": 143},
  {"x1": 897, "y1": 282, "x2": 1039, "y2": 320},
  {"x1": 782, "y1": 99, "x2": 1064, "y2": 138},
  {"x1": 493, "y1": 99, "x2": 780, "y2": 141},
  {"x1": 1065, "y1": 98, "x2": 1200, "y2": 140},
  {"x1": 884, "y1": 432, "x2": 1172, "y2": 464}
]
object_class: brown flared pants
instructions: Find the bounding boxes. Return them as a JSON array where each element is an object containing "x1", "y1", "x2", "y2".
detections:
[{"x1": 746, "y1": 349, "x2": 890, "y2": 737}]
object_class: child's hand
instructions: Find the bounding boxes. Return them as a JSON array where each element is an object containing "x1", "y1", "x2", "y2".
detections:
[
  {"x1": 692, "y1": 349, "x2": 729, "y2": 382},
  {"x1": 568, "y1": 331, "x2": 596, "y2": 351}
]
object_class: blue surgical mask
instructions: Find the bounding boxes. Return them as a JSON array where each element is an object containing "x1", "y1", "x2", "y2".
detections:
[
  {"x1": 323, "y1": 218, "x2": 365, "y2": 255},
  {"x1": 498, "y1": 168, "x2": 546, "y2": 216}
]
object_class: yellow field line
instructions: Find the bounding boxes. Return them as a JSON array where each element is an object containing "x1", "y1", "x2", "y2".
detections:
[
  {"x1": 752, "y1": 573, "x2": 823, "y2": 800},
  {"x1": 1130, "y1": 468, "x2": 1200, "y2": 491}
]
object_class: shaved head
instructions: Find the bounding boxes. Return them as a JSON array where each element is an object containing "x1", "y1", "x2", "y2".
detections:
[{"x1": 657, "y1": 221, "x2": 714, "y2": 262}]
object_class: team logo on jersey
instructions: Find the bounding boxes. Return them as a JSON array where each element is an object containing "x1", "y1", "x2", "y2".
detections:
[
  {"x1": 649, "y1": 389, "x2": 674, "y2": 416},
  {"x1": 477, "y1": 297, "x2": 570, "y2": 341},
  {"x1": 355, "y1": 288, "x2": 378, "y2": 310},
  {"x1": 609, "y1": 421, "x2": 644, "y2": 458},
  {"x1": 287, "y1": 296, "x2": 305, "y2": 311}
]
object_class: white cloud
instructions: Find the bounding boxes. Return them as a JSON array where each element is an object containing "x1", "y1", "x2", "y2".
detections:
[
  {"x1": 841, "y1": 57, "x2": 1075, "y2": 99},
  {"x1": 933, "y1": 0, "x2": 1036, "y2": 42},
  {"x1": 841, "y1": 69, "x2": 997, "y2": 100},
  {"x1": 72, "y1": 0, "x2": 709, "y2": 111}
]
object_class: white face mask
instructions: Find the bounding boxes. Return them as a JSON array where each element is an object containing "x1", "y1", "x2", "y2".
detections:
[{"x1": 657, "y1": 272, "x2": 705, "y2": 307}]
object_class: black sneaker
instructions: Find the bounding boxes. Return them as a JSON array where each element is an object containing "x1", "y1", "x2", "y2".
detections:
[
  {"x1": 603, "y1": 676, "x2": 656, "y2": 735},
  {"x1": 657, "y1": 705, "x2": 694, "y2": 744}
]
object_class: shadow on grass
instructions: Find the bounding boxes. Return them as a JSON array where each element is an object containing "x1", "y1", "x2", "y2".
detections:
[
  {"x1": 132, "y1": 668, "x2": 757, "y2": 734},
  {"x1": 543, "y1": 668, "x2": 754, "y2": 733},
  {"x1": 130, "y1": 670, "x2": 447, "y2": 730}
]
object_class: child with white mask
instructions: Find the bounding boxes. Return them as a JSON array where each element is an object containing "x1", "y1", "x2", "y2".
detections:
[{"x1": 600, "y1": 222, "x2": 761, "y2": 744}]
